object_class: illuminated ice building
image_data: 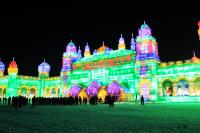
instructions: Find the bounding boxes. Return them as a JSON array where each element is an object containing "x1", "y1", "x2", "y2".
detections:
[{"x1": 1, "y1": 22, "x2": 200, "y2": 102}]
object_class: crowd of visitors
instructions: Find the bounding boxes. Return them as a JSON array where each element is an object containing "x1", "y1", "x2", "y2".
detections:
[
  {"x1": 0, "y1": 96, "x2": 29, "y2": 109},
  {"x1": 0, "y1": 94, "x2": 119, "y2": 109}
]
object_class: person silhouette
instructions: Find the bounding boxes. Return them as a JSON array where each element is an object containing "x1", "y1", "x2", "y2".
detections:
[
  {"x1": 78, "y1": 96, "x2": 82, "y2": 105},
  {"x1": 135, "y1": 94, "x2": 137, "y2": 101},
  {"x1": 31, "y1": 96, "x2": 36, "y2": 108},
  {"x1": 141, "y1": 95, "x2": 144, "y2": 106},
  {"x1": 8, "y1": 96, "x2": 11, "y2": 106}
]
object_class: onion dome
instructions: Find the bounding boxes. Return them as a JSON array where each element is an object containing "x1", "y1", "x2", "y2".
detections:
[
  {"x1": 97, "y1": 41, "x2": 109, "y2": 53},
  {"x1": 138, "y1": 21, "x2": 152, "y2": 37},
  {"x1": 8, "y1": 57, "x2": 18, "y2": 74},
  {"x1": 84, "y1": 42, "x2": 91, "y2": 57},
  {"x1": 105, "y1": 47, "x2": 111, "y2": 54},
  {"x1": 38, "y1": 59, "x2": 51, "y2": 73},
  {"x1": 0, "y1": 59, "x2": 5, "y2": 72},
  {"x1": 141, "y1": 21, "x2": 150, "y2": 29},
  {"x1": 9, "y1": 60, "x2": 17, "y2": 68},
  {"x1": 66, "y1": 40, "x2": 77, "y2": 53},
  {"x1": 118, "y1": 34, "x2": 126, "y2": 50},
  {"x1": 191, "y1": 51, "x2": 200, "y2": 62},
  {"x1": 85, "y1": 42, "x2": 90, "y2": 50},
  {"x1": 119, "y1": 33, "x2": 125, "y2": 44}
]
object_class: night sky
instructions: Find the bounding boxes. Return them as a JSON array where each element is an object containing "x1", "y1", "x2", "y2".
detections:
[{"x1": 0, "y1": 2, "x2": 199, "y2": 76}]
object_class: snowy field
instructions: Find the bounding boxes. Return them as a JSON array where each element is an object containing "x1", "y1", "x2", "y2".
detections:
[{"x1": 0, "y1": 102, "x2": 200, "y2": 133}]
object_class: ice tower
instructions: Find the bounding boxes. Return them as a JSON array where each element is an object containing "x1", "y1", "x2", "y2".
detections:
[
  {"x1": 61, "y1": 41, "x2": 79, "y2": 96},
  {"x1": 7, "y1": 58, "x2": 18, "y2": 96},
  {"x1": 135, "y1": 21, "x2": 160, "y2": 101}
]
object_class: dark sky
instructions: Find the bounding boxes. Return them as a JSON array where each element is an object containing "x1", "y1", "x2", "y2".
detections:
[{"x1": 0, "y1": 2, "x2": 199, "y2": 76}]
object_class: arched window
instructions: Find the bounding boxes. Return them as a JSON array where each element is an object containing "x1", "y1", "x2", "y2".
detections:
[
  {"x1": 21, "y1": 88, "x2": 27, "y2": 97},
  {"x1": 177, "y1": 80, "x2": 189, "y2": 96},
  {"x1": 29, "y1": 88, "x2": 35, "y2": 97},
  {"x1": 51, "y1": 88, "x2": 56, "y2": 97},
  {"x1": 162, "y1": 81, "x2": 173, "y2": 96}
]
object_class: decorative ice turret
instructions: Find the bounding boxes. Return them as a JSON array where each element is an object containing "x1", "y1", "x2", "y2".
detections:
[
  {"x1": 105, "y1": 47, "x2": 111, "y2": 54},
  {"x1": 77, "y1": 46, "x2": 82, "y2": 59},
  {"x1": 7, "y1": 58, "x2": 18, "y2": 97},
  {"x1": 61, "y1": 40, "x2": 80, "y2": 90},
  {"x1": 130, "y1": 33, "x2": 136, "y2": 51},
  {"x1": 118, "y1": 34, "x2": 126, "y2": 50},
  {"x1": 8, "y1": 57, "x2": 18, "y2": 75},
  {"x1": 191, "y1": 51, "x2": 200, "y2": 62},
  {"x1": 138, "y1": 21, "x2": 152, "y2": 37},
  {"x1": 66, "y1": 40, "x2": 77, "y2": 56},
  {"x1": 0, "y1": 58, "x2": 5, "y2": 76},
  {"x1": 93, "y1": 49, "x2": 97, "y2": 55},
  {"x1": 38, "y1": 59, "x2": 50, "y2": 77},
  {"x1": 62, "y1": 41, "x2": 79, "y2": 72},
  {"x1": 84, "y1": 42, "x2": 91, "y2": 57},
  {"x1": 97, "y1": 41, "x2": 109, "y2": 54},
  {"x1": 136, "y1": 21, "x2": 159, "y2": 61},
  {"x1": 119, "y1": 33, "x2": 125, "y2": 43}
]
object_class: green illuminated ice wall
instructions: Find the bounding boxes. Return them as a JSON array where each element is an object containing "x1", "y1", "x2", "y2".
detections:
[{"x1": 0, "y1": 59, "x2": 61, "y2": 98}]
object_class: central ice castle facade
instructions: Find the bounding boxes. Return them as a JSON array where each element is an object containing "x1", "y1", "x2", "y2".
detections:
[{"x1": 1, "y1": 22, "x2": 200, "y2": 102}]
